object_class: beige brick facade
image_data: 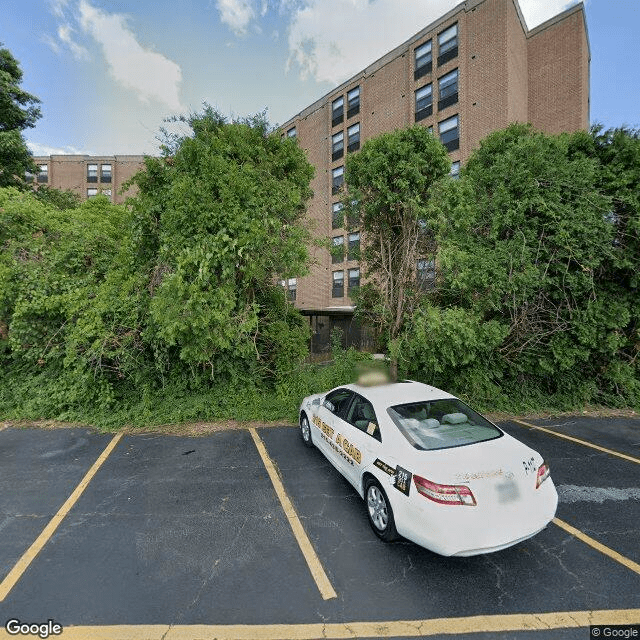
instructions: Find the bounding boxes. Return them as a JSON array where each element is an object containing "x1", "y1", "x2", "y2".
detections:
[
  {"x1": 30, "y1": 155, "x2": 145, "y2": 205},
  {"x1": 281, "y1": 0, "x2": 589, "y2": 325}
]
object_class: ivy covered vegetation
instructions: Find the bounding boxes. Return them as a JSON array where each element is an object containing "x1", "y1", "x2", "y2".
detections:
[{"x1": 0, "y1": 106, "x2": 638, "y2": 428}]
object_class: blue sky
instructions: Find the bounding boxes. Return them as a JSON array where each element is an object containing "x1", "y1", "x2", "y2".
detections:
[{"x1": 2, "y1": 0, "x2": 638, "y2": 156}]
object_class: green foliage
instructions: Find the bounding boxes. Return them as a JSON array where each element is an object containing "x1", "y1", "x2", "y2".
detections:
[
  {"x1": 128, "y1": 105, "x2": 314, "y2": 381},
  {"x1": 344, "y1": 125, "x2": 450, "y2": 377},
  {"x1": 0, "y1": 45, "x2": 41, "y2": 188},
  {"x1": 400, "y1": 123, "x2": 640, "y2": 409},
  {"x1": 33, "y1": 185, "x2": 81, "y2": 210},
  {"x1": 1, "y1": 106, "x2": 317, "y2": 427}
]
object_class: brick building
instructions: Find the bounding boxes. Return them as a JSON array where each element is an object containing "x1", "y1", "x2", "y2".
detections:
[
  {"x1": 279, "y1": 0, "x2": 589, "y2": 350},
  {"x1": 28, "y1": 155, "x2": 145, "y2": 205}
]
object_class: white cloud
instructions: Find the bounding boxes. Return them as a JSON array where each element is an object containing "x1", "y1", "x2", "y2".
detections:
[
  {"x1": 284, "y1": 0, "x2": 582, "y2": 85},
  {"x1": 286, "y1": 0, "x2": 456, "y2": 85},
  {"x1": 78, "y1": 0, "x2": 183, "y2": 112},
  {"x1": 216, "y1": 0, "x2": 256, "y2": 35},
  {"x1": 518, "y1": 0, "x2": 581, "y2": 29},
  {"x1": 48, "y1": 0, "x2": 71, "y2": 19},
  {"x1": 27, "y1": 141, "x2": 88, "y2": 156},
  {"x1": 57, "y1": 23, "x2": 90, "y2": 60}
]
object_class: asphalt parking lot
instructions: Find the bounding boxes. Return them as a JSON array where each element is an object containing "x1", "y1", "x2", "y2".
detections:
[{"x1": 0, "y1": 415, "x2": 638, "y2": 639}]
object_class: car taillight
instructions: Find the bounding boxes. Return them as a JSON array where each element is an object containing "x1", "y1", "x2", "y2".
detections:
[
  {"x1": 413, "y1": 474, "x2": 477, "y2": 506},
  {"x1": 536, "y1": 461, "x2": 550, "y2": 488}
]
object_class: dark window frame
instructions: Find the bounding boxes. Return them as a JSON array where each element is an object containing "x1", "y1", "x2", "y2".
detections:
[
  {"x1": 347, "y1": 122, "x2": 360, "y2": 153},
  {"x1": 348, "y1": 267, "x2": 360, "y2": 291},
  {"x1": 332, "y1": 131, "x2": 344, "y2": 161},
  {"x1": 415, "y1": 84, "x2": 433, "y2": 122},
  {"x1": 414, "y1": 39, "x2": 433, "y2": 81},
  {"x1": 438, "y1": 68, "x2": 459, "y2": 111},
  {"x1": 437, "y1": 23, "x2": 458, "y2": 66},
  {"x1": 87, "y1": 164, "x2": 98, "y2": 183},
  {"x1": 439, "y1": 114, "x2": 459, "y2": 152},
  {"x1": 100, "y1": 163, "x2": 112, "y2": 183},
  {"x1": 332, "y1": 96, "x2": 344, "y2": 127},
  {"x1": 36, "y1": 164, "x2": 49, "y2": 183},
  {"x1": 347, "y1": 86, "x2": 360, "y2": 119},
  {"x1": 332, "y1": 165, "x2": 344, "y2": 195},
  {"x1": 332, "y1": 270, "x2": 345, "y2": 298}
]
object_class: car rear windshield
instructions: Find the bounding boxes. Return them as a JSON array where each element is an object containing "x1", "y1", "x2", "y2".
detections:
[{"x1": 387, "y1": 398, "x2": 502, "y2": 451}]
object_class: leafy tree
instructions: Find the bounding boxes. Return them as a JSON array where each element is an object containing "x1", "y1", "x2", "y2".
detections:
[
  {"x1": 589, "y1": 126, "x2": 640, "y2": 400},
  {"x1": 344, "y1": 125, "x2": 450, "y2": 379},
  {"x1": 409, "y1": 123, "x2": 637, "y2": 404},
  {"x1": 0, "y1": 45, "x2": 41, "y2": 188},
  {"x1": 127, "y1": 106, "x2": 314, "y2": 382},
  {"x1": 33, "y1": 185, "x2": 81, "y2": 210}
]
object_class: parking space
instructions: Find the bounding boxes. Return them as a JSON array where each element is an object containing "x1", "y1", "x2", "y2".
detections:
[
  {"x1": 260, "y1": 424, "x2": 640, "y2": 622},
  {"x1": 0, "y1": 416, "x2": 639, "y2": 639},
  {"x1": 0, "y1": 429, "x2": 323, "y2": 625},
  {"x1": 499, "y1": 420, "x2": 640, "y2": 565},
  {"x1": 0, "y1": 428, "x2": 114, "y2": 582}
]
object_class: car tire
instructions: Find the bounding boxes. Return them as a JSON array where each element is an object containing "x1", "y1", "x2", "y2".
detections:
[
  {"x1": 300, "y1": 414, "x2": 314, "y2": 448},
  {"x1": 365, "y1": 479, "x2": 398, "y2": 542}
]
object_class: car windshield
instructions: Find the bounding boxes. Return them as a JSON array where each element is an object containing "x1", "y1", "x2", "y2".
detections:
[{"x1": 387, "y1": 398, "x2": 502, "y2": 451}]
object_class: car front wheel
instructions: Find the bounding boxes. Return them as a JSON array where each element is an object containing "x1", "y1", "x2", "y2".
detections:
[
  {"x1": 365, "y1": 479, "x2": 398, "y2": 542},
  {"x1": 300, "y1": 414, "x2": 313, "y2": 448}
]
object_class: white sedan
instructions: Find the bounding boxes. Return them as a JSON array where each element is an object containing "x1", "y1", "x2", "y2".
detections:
[{"x1": 298, "y1": 380, "x2": 558, "y2": 556}]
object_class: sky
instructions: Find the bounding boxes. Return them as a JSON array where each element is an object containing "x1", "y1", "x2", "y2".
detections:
[{"x1": 2, "y1": 0, "x2": 638, "y2": 156}]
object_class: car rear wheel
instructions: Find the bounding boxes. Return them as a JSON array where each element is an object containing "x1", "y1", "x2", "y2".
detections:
[
  {"x1": 300, "y1": 414, "x2": 313, "y2": 448},
  {"x1": 365, "y1": 479, "x2": 398, "y2": 542}
]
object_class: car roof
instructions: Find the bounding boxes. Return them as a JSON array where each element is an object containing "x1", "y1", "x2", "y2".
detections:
[{"x1": 341, "y1": 380, "x2": 456, "y2": 408}]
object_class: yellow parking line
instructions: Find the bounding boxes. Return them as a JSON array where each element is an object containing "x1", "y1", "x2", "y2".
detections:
[
  {"x1": 553, "y1": 517, "x2": 640, "y2": 575},
  {"x1": 249, "y1": 428, "x2": 337, "y2": 601},
  {"x1": 512, "y1": 419, "x2": 640, "y2": 465},
  {"x1": 0, "y1": 433, "x2": 123, "y2": 602},
  {"x1": 4, "y1": 609, "x2": 639, "y2": 639}
]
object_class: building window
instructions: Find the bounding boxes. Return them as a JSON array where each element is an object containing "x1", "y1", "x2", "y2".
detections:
[
  {"x1": 87, "y1": 164, "x2": 98, "y2": 182},
  {"x1": 347, "y1": 86, "x2": 360, "y2": 119},
  {"x1": 287, "y1": 278, "x2": 297, "y2": 300},
  {"x1": 347, "y1": 123, "x2": 360, "y2": 152},
  {"x1": 347, "y1": 199, "x2": 360, "y2": 228},
  {"x1": 415, "y1": 84, "x2": 433, "y2": 122},
  {"x1": 103, "y1": 189, "x2": 112, "y2": 198},
  {"x1": 414, "y1": 40, "x2": 432, "y2": 80},
  {"x1": 37, "y1": 164, "x2": 48, "y2": 183},
  {"x1": 348, "y1": 232, "x2": 360, "y2": 260},
  {"x1": 417, "y1": 259, "x2": 436, "y2": 289},
  {"x1": 332, "y1": 166, "x2": 344, "y2": 194},
  {"x1": 87, "y1": 188, "x2": 98, "y2": 198},
  {"x1": 332, "y1": 271, "x2": 344, "y2": 298},
  {"x1": 332, "y1": 96, "x2": 344, "y2": 127},
  {"x1": 348, "y1": 268, "x2": 360, "y2": 291},
  {"x1": 100, "y1": 163, "x2": 112, "y2": 183},
  {"x1": 439, "y1": 114, "x2": 459, "y2": 152},
  {"x1": 332, "y1": 202, "x2": 344, "y2": 229},
  {"x1": 332, "y1": 131, "x2": 344, "y2": 161},
  {"x1": 438, "y1": 69, "x2": 459, "y2": 111},
  {"x1": 332, "y1": 236, "x2": 345, "y2": 263},
  {"x1": 438, "y1": 23, "x2": 458, "y2": 66},
  {"x1": 287, "y1": 126, "x2": 297, "y2": 138},
  {"x1": 450, "y1": 161, "x2": 460, "y2": 178}
]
